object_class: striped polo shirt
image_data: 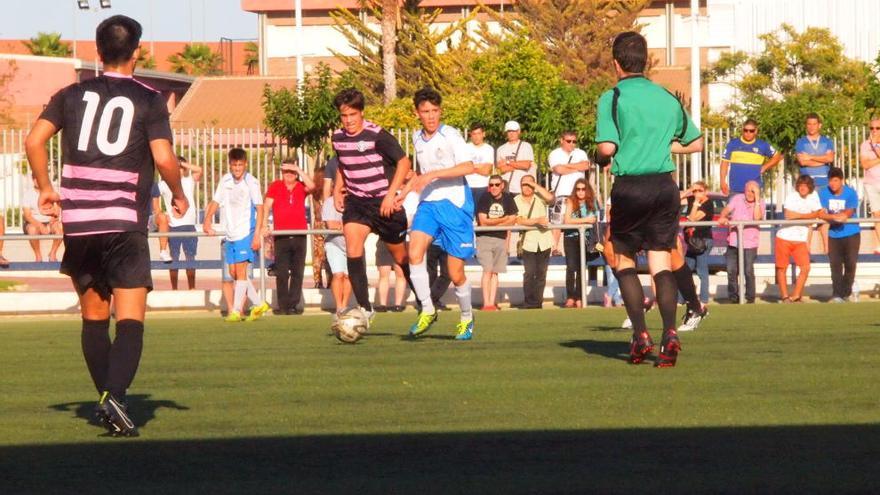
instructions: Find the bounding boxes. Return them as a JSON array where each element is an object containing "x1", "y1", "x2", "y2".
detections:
[
  {"x1": 38, "y1": 72, "x2": 172, "y2": 236},
  {"x1": 331, "y1": 121, "x2": 406, "y2": 199}
]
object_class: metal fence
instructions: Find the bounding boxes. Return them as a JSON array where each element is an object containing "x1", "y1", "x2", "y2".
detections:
[{"x1": 1, "y1": 126, "x2": 875, "y2": 230}]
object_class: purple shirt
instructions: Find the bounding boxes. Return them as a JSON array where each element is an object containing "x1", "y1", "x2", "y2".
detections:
[{"x1": 726, "y1": 193, "x2": 765, "y2": 249}]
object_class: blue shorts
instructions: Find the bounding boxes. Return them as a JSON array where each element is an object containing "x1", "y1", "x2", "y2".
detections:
[
  {"x1": 220, "y1": 239, "x2": 254, "y2": 282},
  {"x1": 224, "y1": 233, "x2": 255, "y2": 265},
  {"x1": 411, "y1": 200, "x2": 475, "y2": 260},
  {"x1": 169, "y1": 225, "x2": 198, "y2": 262}
]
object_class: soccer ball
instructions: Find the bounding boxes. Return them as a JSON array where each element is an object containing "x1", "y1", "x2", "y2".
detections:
[{"x1": 333, "y1": 308, "x2": 369, "y2": 343}]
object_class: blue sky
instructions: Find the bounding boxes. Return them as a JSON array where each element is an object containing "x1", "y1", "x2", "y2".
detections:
[{"x1": 5, "y1": 0, "x2": 257, "y2": 41}]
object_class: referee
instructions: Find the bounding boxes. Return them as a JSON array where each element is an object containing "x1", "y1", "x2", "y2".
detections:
[{"x1": 595, "y1": 32, "x2": 703, "y2": 368}]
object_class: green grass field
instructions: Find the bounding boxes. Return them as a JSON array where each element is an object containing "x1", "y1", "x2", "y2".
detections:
[{"x1": 2, "y1": 304, "x2": 880, "y2": 494}]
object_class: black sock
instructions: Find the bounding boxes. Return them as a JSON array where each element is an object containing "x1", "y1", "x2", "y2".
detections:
[
  {"x1": 673, "y1": 264, "x2": 702, "y2": 312},
  {"x1": 347, "y1": 256, "x2": 372, "y2": 312},
  {"x1": 81, "y1": 318, "x2": 111, "y2": 394},
  {"x1": 653, "y1": 270, "x2": 678, "y2": 331},
  {"x1": 616, "y1": 268, "x2": 647, "y2": 333},
  {"x1": 105, "y1": 319, "x2": 144, "y2": 400}
]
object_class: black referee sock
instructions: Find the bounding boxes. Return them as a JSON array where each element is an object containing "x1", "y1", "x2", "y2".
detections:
[
  {"x1": 81, "y1": 318, "x2": 111, "y2": 394},
  {"x1": 616, "y1": 268, "x2": 647, "y2": 333},
  {"x1": 653, "y1": 270, "x2": 678, "y2": 331},
  {"x1": 347, "y1": 256, "x2": 372, "y2": 312},
  {"x1": 673, "y1": 264, "x2": 702, "y2": 313},
  {"x1": 105, "y1": 319, "x2": 144, "y2": 400}
]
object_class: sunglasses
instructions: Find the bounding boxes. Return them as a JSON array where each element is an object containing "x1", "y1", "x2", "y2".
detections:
[
  {"x1": 488, "y1": 182, "x2": 503, "y2": 187},
  {"x1": 742, "y1": 128, "x2": 757, "y2": 133},
  {"x1": 871, "y1": 127, "x2": 880, "y2": 130},
  {"x1": 575, "y1": 187, "x2": 587, "y2": 192},
  {"x1": 281, "y1": 169, "x2": 296, "y2": 174},
  {"x1": 564, "y1": 139, "x2": 577, "y2": 144}
]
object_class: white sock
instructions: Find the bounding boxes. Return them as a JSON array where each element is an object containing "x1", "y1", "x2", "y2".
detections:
[
  {"x1": 246, "y1": 280, "x2": 261, "y2": 305},
  {"x1": 455, "y1": 281, "x2": 473, "y2": 321},
  {"x1": 409, "y1": 260, "x2": 435, "y2": 314},
  {"x1": 233, "y1": 281, "x2": 248, "y2": 313}
]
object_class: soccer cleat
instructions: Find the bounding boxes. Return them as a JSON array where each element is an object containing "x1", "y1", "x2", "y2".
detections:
[
  {"x1": 224, "y1": 310, "x2": 243, "y2": 322},
  {"x1": 409, "y1": 311, "x2": 438, "y2": 337},
  {"x1": 361, "y1": 307, "x2": 375, "y2": 331},
  {"x1": 454, "y1": 318, "x2": 474, "y2": 341},
  {"x1": 629, "y1": 331, "x2": 654, "y2": 364},
  {"x1": 97, "y1": 391, "x2": 139, "y2": 437},
  {"x1": 655, "y1": 329, "x2": 682, "y2": 368},
  {"x1": 677, "y1": 305, "x2": 709, "y2": 332},
  {"x1": 159, "y1": 249, "x2": 172, "y2": 263},
  {"x1": 246, "y1": 301, "x2": 271, "y2": 321},
  {"x1": 621, "y1": 298, "x2": 654, "y2": 329}
]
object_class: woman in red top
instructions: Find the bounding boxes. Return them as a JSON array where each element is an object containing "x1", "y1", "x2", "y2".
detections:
[{"x1": 263, "y1": 159, "x2": 315, "y2": 314}]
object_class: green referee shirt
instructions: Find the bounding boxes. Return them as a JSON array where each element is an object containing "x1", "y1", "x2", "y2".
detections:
[{"x1": 596, "y1": 75, "x2": 701, "y2": 176}]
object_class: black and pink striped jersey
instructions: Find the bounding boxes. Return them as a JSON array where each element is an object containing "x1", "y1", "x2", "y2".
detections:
[
  {"x1": 331, "y1": 121, "x2": 406, "y2": 199},
  {"x1": 38, "y1": 72, "x2": 172, "y2": 236}
]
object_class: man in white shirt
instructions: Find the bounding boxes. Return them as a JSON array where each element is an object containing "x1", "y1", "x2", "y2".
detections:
[
  {"x1": 464, "y1": 123, "x2": 494, "y2": 210},
  {"x1": 402, "y1": 87, "x2": 476, "y2": 341},
  {"x1": 548, "y1": 130, "x2": 591, "y2": 254},
  {"x1": 22, "y1": 176, "x2": 63, "y2": 262},
  {"x1": 495, "y1": 120, "x2": 535, "y2": 195},
  {"x1": 775, "y1": 175, "x2": 822, "y2": 303},
  {"x1": 158, "y1": 156, "x2": 201, "y2": 290},
  {"x1": 203, "y1": 147, "x2": 269, "y2": 321}
]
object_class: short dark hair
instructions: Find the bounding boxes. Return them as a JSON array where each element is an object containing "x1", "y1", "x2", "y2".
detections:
[
  {"x1": 795, "y1": 174, "x2": 815, "y2": 193},
  {"x1": 612, "y1": 32, "x2": 648, "y2": 74},
  {"x1": 805, "y1": 112, "x2": 822, "y2": 123},
  {"x1": 333, "y1": 88, "x2": 365, "y2": 111},
  {"x1": 828, "y1": 167, "x2": 844, "y2": 180},
  {"x1": 228, "y1": 147, "x2": 247, "y2": 162},
  {"x1": 470, "y1": 123, "x2": 485, "y2": 133},
  {"x1": 743, "y1": 118, "x2": 758, "y2": 128},
  {"x1": 96, "y1": 15, "x2": 142, "y2": 66},
  {"x1": 561, "y1": 130, "x2": 577, "y2": 139},
  {"x1": 488, "y1": 174, "x2": 503, "y2": 183},
  {"x1": 413, "y1": 87, "x2": 442, "y2": 108}
]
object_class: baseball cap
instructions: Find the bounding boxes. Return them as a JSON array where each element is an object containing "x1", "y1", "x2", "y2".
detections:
[{"x1": 504, "y1": 120, "x2": 521, "y2": 132}]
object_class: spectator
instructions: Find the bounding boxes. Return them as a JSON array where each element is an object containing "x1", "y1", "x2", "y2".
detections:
[
  {"x1": 549, "y1": 130, "x2": 591, "y2": 255},
  {"x1": 718, "y1": 180, "x2": 765, "y2": 304},
  {"x1": 375, "y1": 239, "x2": 407, "y2": 312},
  {"x1": 818, "y1": 167, "x2": 860, "y2": 302},
  {"x1": 496, "y1": 120, "x2": 535, "y2": 195},
  {"x1": 464, "y1": 123, "x2": 494, "y2": 210},
  {"x1": 476, "y1": 174, "x2": 517, "y2": 310},
  {"x1": 0, "y1": 214, "x2": 8, "y2": 267},
  {"x1": 22, "y1": 176, "x2": 62, "y2": 262},
  {"x1": 719, "y1": 119, "x2": 782, "y2": 196},
  {"x1": 775, "y1": 175, "x2": 822, "y2": 303},
  {"x1": 263, "y1": 159, "x2": 314, "y2": 315},
  {"x1": 321, "y1": 193, "x2": 351, "y2": 319},
  {"x1": 858, "y1": 117, "x2": 880, "y2": 254},
  {"x1": 601, "y1": 199, "x2": 623, "y2": 307},
  {"x1": 515, "y1": 174, "x2": 555, "y2": 309},
  {"x1": 562, "y1": 178, "x2": 600, "y2": 308},
  {"x1": 158, "y1": 156, "x2": 201, "y2": 290},
  {"x1": 151, "y1": 182, "x2": 171, "y2": 262},
  {"x1": 796, "y1": 113, "x2": 836, "y2": 252},
  {"x1": 203, "y1": 148, "x2": 269, "y2": 322},
  {"x1": 681, "y1": 181, "x2": 714, "y2": 304}
]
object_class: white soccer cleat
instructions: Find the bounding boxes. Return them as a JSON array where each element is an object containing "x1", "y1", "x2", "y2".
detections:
[{"x1": 159, "y1": 249, "x2": 172, "y2": 263}]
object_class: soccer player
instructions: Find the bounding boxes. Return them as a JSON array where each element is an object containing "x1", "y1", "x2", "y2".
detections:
[
  {"x1": 402, "y1": 87, "x2": 475, "y2": 340},
  {"x1": 595, "y1": 32, "x2": 703, "y2": 368},
  {"x1": 331, "y1": 88, "x2": 412, "y2": 324},
  {"x1": 202, "y1": 148, "x2": 270, "y2": 322},
  {"x1": 25, "y1": 15, "x2": 188, "y2": 436}
]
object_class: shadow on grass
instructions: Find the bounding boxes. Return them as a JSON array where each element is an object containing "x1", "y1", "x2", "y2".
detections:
[
  {"x1": 560, "y1": 339, "x2": 636, "y2": 363},
  {"x1": 48, "y1": 394, "x2": 189, "y2": 430},
  {"x1": 2, "y1": 425, "x2": 880, "y2": 494}
]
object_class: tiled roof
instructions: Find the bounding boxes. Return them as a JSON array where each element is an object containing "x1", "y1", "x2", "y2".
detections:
[{"x1": 170, "y1": 76, "x2": 297, "y2": 129}]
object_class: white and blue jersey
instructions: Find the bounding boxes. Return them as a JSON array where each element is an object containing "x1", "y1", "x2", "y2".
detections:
[
  {"x1": 795, "y1": 135, "x2": 834, "y2": 188},
  {"x1": 213, "y1": 172, "x2": 262, "y2": 264},
  {"x1": 411, "y1": 125, "x2": 476, "y2": 259}
]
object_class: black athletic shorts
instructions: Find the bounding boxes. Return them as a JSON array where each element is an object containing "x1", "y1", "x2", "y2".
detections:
[
  {"x1": 610, "y1": 173, "x2": 680, "y2": 254},
  {"x1": 342, "y1": 195, "x2": 408, "y2": 244},
  {"x1": 61, "y1": 231, "x2": 153, "y2": 299}
]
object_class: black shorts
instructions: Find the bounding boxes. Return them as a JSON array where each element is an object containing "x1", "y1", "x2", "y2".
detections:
[
  {"x1": 61, "y1": 231, "x2": 153, "y2": 299},
  {"x1": 342, "y1": 195, "x2": 408, "y2": 244},
  {"x1": 610, "y1": 173, "x2": 680, "y2": 254}
]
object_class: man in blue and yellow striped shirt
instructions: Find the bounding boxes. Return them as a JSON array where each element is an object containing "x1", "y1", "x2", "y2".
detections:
[{"x1": 720, "y1": 119, "x2": 782, "y2": 196}]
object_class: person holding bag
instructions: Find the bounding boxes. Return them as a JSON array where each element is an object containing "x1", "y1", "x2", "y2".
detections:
[
  {"x1": 562, "y1": 179, "x2": 600, "y2": 307},
  {"x1": 515, "y1": 175, "x2": 554, "y2": 309},
  {"x1": 680, "y1": 181, "x2": 714, "y2": 304}
]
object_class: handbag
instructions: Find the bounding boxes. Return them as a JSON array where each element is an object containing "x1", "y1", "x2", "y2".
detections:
[
  {"x1": 516, "y1": 197, "x2": 537, "y2": 258},
  {"x1": 684, "y1": 227, "x2": 708, "y2": 255},
  {"x1": 583, "y1": 199, "x2": 602, "y2": 254}
]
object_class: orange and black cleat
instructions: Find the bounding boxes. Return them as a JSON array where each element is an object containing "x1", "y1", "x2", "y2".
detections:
[
  {"x1": 655, "y1": 329, "x2": 682, "y2": 368},
  {"x1": 629, "y1": 331, "x2": 654, "y2": 364}
]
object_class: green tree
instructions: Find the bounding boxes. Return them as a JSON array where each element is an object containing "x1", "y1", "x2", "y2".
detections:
[
  {"x1": 244, "y1": 41, "x2": 259, "y2": 75},
  {"x1": 22, "y1": 32, "x2": 71, "y2": 57},
  {"x1": 167, "y1": 44, "x2": 223, "y2": 76},
  {"x1": 137, "y1": 47, "x2": 157, "y2": 70}
]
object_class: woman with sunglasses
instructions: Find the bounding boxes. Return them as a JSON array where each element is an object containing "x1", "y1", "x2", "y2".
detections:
[
  {"x1": 859, "y1": 117, "x2": 880, "y2": 254},
  {"x1": 562, "y1": 179, "x2": 600, "y2": 308}
]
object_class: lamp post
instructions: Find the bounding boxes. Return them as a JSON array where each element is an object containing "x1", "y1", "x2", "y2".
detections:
[{"x1": 74, "y1": 1, "x2": 112, "y2": 60}]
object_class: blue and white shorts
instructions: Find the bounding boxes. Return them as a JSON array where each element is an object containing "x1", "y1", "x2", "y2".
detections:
[
  {"x1": 223, "y1": 233, "x2": 255, "y2": 265},
  {"x1": 411, "y1": 199, "x2": 476, "y2": 260}
]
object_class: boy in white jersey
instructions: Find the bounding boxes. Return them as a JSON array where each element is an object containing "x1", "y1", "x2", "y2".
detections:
[
  {"x1": 402, "y1": 87, "x2": 476, "y2": 340},
  {"x1": 203, "y1": 148, "x2": 269, "y2": 322}
]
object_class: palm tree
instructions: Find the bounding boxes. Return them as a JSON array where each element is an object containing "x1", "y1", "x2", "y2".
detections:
[
  {"x1": 381, "y1": 0, "x2": 398, "y2": 104},
  {"x1": 22, "y1": 32, "x2": 71, "y2": 57},
  {"x1": 137, "y1": 47, "x2": 157, "y2": 70},
  {"x1": 244, "y1": 41, "x2": 259, "y2": 75},
  {"x1": 167, "y1": 44, "x2": 223, "y2": 76}
]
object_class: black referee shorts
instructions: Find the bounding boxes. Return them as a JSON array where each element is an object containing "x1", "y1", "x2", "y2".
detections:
[
  {"x1": 610, "y1": 173, "x2": 680, "y2": 254},
  {"x1": 61, "y1": 231, "x2": 153, "y2": 300},
  {"x1": 342, "y1": 195, "x2": 408, "y2": 244}
]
